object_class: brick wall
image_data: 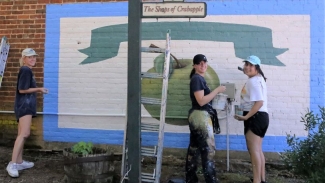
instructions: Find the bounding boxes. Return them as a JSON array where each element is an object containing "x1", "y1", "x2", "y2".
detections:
[
  {"x1": 0, "y1": 0, "x2": 117, "y2": 146},
  {"x1": 0, "y1": 0, "x2": 123, "y2": 109}
]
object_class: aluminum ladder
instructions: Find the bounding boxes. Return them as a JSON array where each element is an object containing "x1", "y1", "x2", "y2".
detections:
[
  {"x1": 121, "y1": 30, "x2": 171, "y2": 183},
  {"x1": 0, "y1": 36, "x2": 10, "y2": 88}
]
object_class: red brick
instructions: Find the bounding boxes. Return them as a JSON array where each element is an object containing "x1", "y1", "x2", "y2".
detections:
[
  {"x1": 63, "y1": 0, "x2": 76, "y2": 2},
  {"x1": 32, "y1": 38, "x2": 44, "y2": 43},
  {"x1": 1, "y1": 2, "x2": 14, "y2": 5},
  {"x1": 29, "y1": 24, "x2": 42, "y2": 28},
  {"x1": 24, "y1": 29, "x2": 36, "y2": 34},
  {"x1": 34, "y1": 73, "x2": 44, "y2": 78},
  {"x1": 38, "y1": 0, "x2": 50, "y2": 3},
  {"x1": 35, "y1": 29, "x2": 44, "y2": 33},
  {"x1": 30, "y1": 14, "x2": 43, "y2": 19},
  {"x1": 50, "y1": 0, "x2": 63, "y2": 3},
  {"x1": 10, "y1": 20, "x2": 19, "y2": 24},
  {"x1": 37, "y1": 5, "x2": 45, "y2": 9},
  {"x1": 30, "y1": 5, "x2": 37, "y2": 9},
  {"x1": 7, "y1": 25, "x2": 19, "y2": 29},
  {"x1": 13, "y1": 1, "x2": 27, "y2": 5},
  {"x1": 12, "y1": 5, "x2": 28, "y2": 10},
  {"x1": 23, "y1": 10, "x2": 36, "y2": 14},
  {"x1": 17, "y1": 24, "x2": 29, "y2": 29},
  {"x1": 22, "y1": 20, "x2": 35, "y2": 24},
  {"x1": 26, "y1": 43, "x2": 42, "y2": 48},
  {"x1": 35, "y1": 19, "x2": 44, "y2": 24},
  {"x1": 33, "y1": 67, "x2": 44, "y2": 73},
  {"x1": 11, "y1": 10, "x2": 23, "y2": 14},
  {"x1": 36, "y1": 9, "x2": 46, "y2": 14},
  {"x1": 25, "y1": 0, "x2": 38, "y2": 4},
  {"x1": 17, "y1": 14, "x2": 30, "y2": 19},
  {"x1": 14, "y1": 44, "x2": 31, "y2": 48},
  {"x1": 12, "y1": 62, "x2": 21, "y2": 68},
  {"x1": 5, "y1": 15, "x2": 18, "y2": 19}
]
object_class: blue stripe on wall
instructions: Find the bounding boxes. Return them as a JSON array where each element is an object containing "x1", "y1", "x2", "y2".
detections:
[{"x1": 44, "y1": 0, "x2": 324, "y2": 152}]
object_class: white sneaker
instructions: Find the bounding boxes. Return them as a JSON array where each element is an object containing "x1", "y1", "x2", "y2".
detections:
[
  {"x1": 16, "y1": 160, "x2": 34, "y2": 170},
  {"x1": 6, "y1": 162, "x2": 19, "y2": 178}
]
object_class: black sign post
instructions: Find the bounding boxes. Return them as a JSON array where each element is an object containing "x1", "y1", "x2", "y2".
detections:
[
  {"x1": 126, "y1": 0, "x2": 207, "y2": 182},
  {"x1": 127, "y1": 0, "x2": 142, "y2": 182}
]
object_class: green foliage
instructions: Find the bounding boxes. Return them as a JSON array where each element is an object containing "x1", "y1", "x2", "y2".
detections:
[
  {"x1": 281, "y1": 107, "x2": 325, "y2": 183},
  {"x1": 71, "y1": 141, "x2": 93, "y2": 156}
]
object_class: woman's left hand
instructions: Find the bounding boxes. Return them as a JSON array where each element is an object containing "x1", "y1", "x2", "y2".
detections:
[{"x1": 234, "y1": 115, "x2": 247, "y2": 121}]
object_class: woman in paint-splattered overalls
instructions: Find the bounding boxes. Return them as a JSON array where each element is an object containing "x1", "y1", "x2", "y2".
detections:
[{"x1": 185, "y1": 54, "x2": 226, "y2": 183}]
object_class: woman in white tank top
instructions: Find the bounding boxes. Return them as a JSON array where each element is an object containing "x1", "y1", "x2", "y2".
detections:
[{"x1": 234, "y1": 55, "x2": 269, "y2": 183}]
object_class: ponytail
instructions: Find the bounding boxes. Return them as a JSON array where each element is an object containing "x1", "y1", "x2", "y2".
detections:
[
  {"x1": 19, "y1": 57, "x2": 24, "y2": 67},
  {"x1": 256, "y1": 65, "x2": 267, "y2": 82},
  {"x1": 189, "y1": 68, "x2": 195, "y2": 79}
]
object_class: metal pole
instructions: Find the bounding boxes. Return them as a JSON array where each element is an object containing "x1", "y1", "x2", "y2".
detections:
[
  {"x1": 127, "y1": 0, "x2": 142, "y2": 182},
  {"x1": 226, "y1": 103, "x2": 230, "y2": 171}
]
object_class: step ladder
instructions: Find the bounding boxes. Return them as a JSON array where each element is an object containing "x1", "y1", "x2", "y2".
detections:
[
  {"x1": 121, "y1": 30, "x2": 171, "y2": 183},
  {"x1": 0, "y1": 36, "x2": 10, "y2": 88}
]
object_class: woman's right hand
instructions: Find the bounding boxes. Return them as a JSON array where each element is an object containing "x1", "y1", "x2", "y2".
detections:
[{"x1": 216, "y1": 85, "x2": 226, "y2": 93}]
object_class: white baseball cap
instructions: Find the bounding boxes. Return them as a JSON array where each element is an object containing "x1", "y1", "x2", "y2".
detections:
[{"x1": 22, "y1": 48, "x2": 38, "y2": 57}]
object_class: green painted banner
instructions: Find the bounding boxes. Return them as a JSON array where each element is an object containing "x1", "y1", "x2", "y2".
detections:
[{"x1": 79, "y1": 22, "x2": 288, "y2": 66}]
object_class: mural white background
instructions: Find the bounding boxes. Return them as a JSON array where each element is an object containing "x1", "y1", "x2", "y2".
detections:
[{"x1": 58, "y1": 15, "x2": 309, "y2": 136}]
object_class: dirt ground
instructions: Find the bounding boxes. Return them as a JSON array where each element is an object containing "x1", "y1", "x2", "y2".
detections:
[{"x1": 0, "y1": 145, "x2": 304, "y2": 183}]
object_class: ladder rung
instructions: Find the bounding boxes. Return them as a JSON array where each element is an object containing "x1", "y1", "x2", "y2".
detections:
[
  {"x1": 141, "y1": 72, "x2": 163, "y2": 79},
  {"x1": 141, "y1": 123, "x2": 159, "y2": 132},
  {"x1": 141, "y1": 172, "x2": 156, "y2": 182},
  {"x1": 142, "y1": 179, "x2": 155, "y2": 183},
  {"x1": 141, "y1": 97, "x2": 161, "y2": 105},
  {"x1": 141, "y1": 146, "x2": 157, "y2": 157},
  {"x1": 125, "y1": 172, "x2": 156, "y2": 182},
  {"x1": 141, "y1": 47, "x2": 165, "y2": 53}
]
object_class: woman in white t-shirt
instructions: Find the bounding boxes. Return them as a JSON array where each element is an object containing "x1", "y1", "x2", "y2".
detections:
[{"x1": 234, "y1": 55, "x2": 269, "y2": 183}]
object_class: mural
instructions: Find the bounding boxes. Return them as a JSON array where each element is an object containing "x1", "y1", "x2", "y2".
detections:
[
  {"x1": 43, "y1": 1, "x2": 324, "y2": 151},
  {"x1": 57, "y1": 15, "x2": 309, "y2": 135},
  {"x1": 79, "y1": 22, "x2": 289, "y2": 126}
]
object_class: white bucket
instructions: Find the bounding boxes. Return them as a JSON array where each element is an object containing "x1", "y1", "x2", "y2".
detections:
[{"x1": 212, "y1": 94, "x2": 228, "y2": 110}]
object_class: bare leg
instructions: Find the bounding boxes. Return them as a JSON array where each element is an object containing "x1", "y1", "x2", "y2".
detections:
[
  {"x1": 11, "y1": 115, "x2": 32, "y2": 163},
  {"x1": 260, "y1": 138, "x2": 266, "y2": 182},
  {"x1": 245, "y1": 130, "x2": 262, "y2": 183},
  {"x1": 16, "y1": 121, "x2": 23, "y2": 163}
]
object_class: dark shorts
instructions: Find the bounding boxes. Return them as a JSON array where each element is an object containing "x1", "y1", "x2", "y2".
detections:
[
  {"x1": 243, "y1": 111, "x2": 269, "y2": 138},
  {"x1": 15, "y1": 107, "x2": 36, "y2": 122}
]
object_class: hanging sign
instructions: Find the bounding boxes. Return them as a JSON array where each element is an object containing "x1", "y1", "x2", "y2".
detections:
[{"x1": 141, "y1": 2, "x2": 207, "y2": 18}]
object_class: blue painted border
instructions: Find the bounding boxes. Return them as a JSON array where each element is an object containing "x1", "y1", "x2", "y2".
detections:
[{"x1": 44, "y1": 1, "x2": 324, "y2": 152}]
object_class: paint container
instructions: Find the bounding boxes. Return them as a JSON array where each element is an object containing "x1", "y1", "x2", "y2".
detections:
[
  {"x1": 234, "y1": 105, "x2": 243, "y2": 116},
  {"x1": 212, "y1": 94, "x2": 228, "y2": 110}
]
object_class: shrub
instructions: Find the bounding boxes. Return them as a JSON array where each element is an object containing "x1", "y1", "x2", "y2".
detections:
[{"x1": 281, "y1": 107, "x2": 325, "y2": 183}]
